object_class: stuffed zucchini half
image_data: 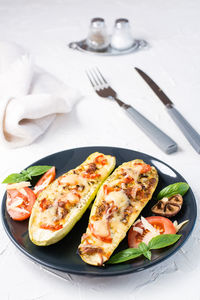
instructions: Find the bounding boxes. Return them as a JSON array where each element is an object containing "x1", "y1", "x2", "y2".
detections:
[
  {"x1": 78, "y1": 159, "x2": 158, "y2": 266},
  {"x1": 29, "y1": 152, "x2": 116, "y2": 246}
]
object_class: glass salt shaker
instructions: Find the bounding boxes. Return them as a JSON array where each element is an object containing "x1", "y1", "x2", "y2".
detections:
[
  {"x1": 111, "y1": 18, "x2": 134, "y2": 50},
  {"x1": 86, "y1": 18, "x2": 110, "y2": 51}
]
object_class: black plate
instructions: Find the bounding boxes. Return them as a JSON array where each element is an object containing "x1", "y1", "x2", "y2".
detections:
[{"x1": 1, "y1": 146, "x2": 197, "y2": 277}]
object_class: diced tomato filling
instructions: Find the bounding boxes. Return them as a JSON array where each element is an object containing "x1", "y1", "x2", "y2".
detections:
[
  {"x1": 141, "y1": 164, "x2": 151, "y2": 174},
  {"x1": 134, "y1": 163, "x2": 151, "y2": 174},
  {"x1": 103, "y1": 185, "x2": 114, "y2": 195},
  {"x1": 98, "y1": 235, "x2": 112, "y2": 243},
  {"x1": 82, "y1": 173, "x2": 101, "y2": 179},
  {"x1": 39, "y1": 198, "x2": 52, "y2": 211},
  {"x1": 94, "y1": 155, "x2": 108, "y2": 165},
  {"x1": 123, "y1": 176, "x2": 133, "y2": 183},
  {"x1": 103, "y1": 185, "x2": 120, "y2": 195},
  {"x1": 40, "y1": 223, "x2": 63, "y2": 231},
  {"x1": 89, "y1": 223, "x2": 112, "y2": 243}
]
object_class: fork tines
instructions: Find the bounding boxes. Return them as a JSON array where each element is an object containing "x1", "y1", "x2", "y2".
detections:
[{"x1": 86, "y1": 67, "x2": 109, "y2": 90}]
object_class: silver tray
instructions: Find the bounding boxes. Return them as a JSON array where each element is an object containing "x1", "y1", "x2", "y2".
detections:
[{"x1": 68, "y1": 39, "x2": 148, "y2": 56}]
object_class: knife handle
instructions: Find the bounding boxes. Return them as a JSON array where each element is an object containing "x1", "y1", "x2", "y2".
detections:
[
  {"x1": 167, "y1": 107, "x2": 200, "y2": 154},
  {"x1": 125, "y1": 106, "x2": 177, "y2": 154}
]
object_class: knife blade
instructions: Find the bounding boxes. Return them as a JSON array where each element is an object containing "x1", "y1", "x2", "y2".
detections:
[{"x1": 135, "y1": 67, "x2": 200, "y2": 154}]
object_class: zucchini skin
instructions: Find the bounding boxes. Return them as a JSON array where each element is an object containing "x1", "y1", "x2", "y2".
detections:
[
  {"x1": 28, "y1": 152, "x2": 116, "y2": 246},
  {"x1": 79, "y1": 159, "x2": 158, "y2": 266}
]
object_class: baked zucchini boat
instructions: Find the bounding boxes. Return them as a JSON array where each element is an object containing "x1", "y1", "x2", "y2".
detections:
[
  {"x1": 29, "y1": 152, "x2": 116, "y2": 246},
  {"x1": 78, "y1": 159, "x2": 158, "y2": 266}
]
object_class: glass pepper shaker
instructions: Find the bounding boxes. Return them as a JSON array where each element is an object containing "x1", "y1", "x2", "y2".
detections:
[
  {"x1": 86, "y1": 18, "x2": 110, "y2": 51},
  {"x1": 111, "y1": 18, "x2": 134, "y2": 50}
]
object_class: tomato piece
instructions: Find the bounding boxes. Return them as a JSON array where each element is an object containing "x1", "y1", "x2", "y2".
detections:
[
  {"x1": 94, "y1": 155, "x2": 108, "y2": 165},
  {"x1": 103, "y1": 185, "x2": 115, "y2": 195},
  {"x1": 40, "y1": 224, "x2": 63, "y2": 231},
  {"x1": 82, "y1": 172, "x2": 100, "y2": 179},
  {"x1": 128, "y1": 216, "x2": 176, "y2": 248},
  {"x1": 140, "y1": 164, "x2": 151, "y2": 174},
  {"x1": 34, "y1": 166, "x2": 56, "y2": 197},
  {"x1": 89, "y1": 223, "x2": 112, "y2": 243},
  {"x1": 39, "y1": 198, "x2": 52, "y2": 211},
  {"x1": 6, "y1": 187, "x2": 36, "y2": 221},
  {"x1": 123, "y1": 176, "x2": 133, "y2": 183},
  {"x1": 103, "y1": 185, "x2": 121, "y2": 195},
  {"x1": 134, "y1": 163, "x2": 151, "y2": 174}
]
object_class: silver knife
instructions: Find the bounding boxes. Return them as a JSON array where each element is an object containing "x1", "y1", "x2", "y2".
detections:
[
  {"x1": 86, "y1": 67, "x2": 178, "y2": 154},
  {"x1": 135, "y1": 68, "x2": 200, "y2": 154}
]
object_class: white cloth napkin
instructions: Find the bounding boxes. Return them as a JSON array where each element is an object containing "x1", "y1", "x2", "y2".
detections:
[{"x1": 0, "y1": 41, "x2": 80, "y2": 148}]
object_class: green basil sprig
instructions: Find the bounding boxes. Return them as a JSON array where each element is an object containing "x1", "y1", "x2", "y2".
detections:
[
  {"x1": 107, "y1": 234, "x2": 181, "y2": 264},
  {"x1": 157, "y1": 182, "x2": 189, "y2": 200},
  {"x1": 2, "y1": 166, "x2": 53, "y2": 184},
  {"x1": 138, "y1": 242, "x2": 152, "y2": 260},
  {"x1": 148, "y1": 234, "x2": 181, "y2": 249},
  {"x1": 107, "y1": 248, "x2": 142, "y2": 264}
]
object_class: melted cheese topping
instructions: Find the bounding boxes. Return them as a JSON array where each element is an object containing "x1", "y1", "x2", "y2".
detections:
[
  {"x1": 79, "y1": 159, "x2": 158, "y2": 266},
  {"x1": 92, "y1": 217, "x2": 109, "y2": 237},
  {"x1": 59, "y1": 174, "x2": 88, "y2": 186},
  {"x1": 29, "y1": 152, "x2": 116, "y2": 246},
  {"x1": 105, "y1": 191, "x2": 129, "y2": 209},
  {"x1": 125, "y1": 164, "x2": 143, "y2": 181}
]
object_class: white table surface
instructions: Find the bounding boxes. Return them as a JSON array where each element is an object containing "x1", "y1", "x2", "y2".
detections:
[{"x1": 0, "y1": 0, "x2": 200, "y2": 299}]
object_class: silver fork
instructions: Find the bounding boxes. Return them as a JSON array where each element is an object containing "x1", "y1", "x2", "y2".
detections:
[{"x1": 86, "y1": 67, "x2": 177, "y2": 154}]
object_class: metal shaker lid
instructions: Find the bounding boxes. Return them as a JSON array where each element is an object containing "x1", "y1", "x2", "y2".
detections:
[
  {"x1": 115, "y1": 18, "x2": 130, "y2": 28},
  {"x1": 90, "y1": 18, "x2": 105, "y2": 28}
]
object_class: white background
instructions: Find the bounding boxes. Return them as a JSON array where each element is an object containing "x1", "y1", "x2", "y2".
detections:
[{"x1": 0, "y1": 0, "x2": 200, "y2": 299}]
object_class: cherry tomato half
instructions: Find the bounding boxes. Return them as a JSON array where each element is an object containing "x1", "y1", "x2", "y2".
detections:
[
  {"x1": 128, "y1": 216, "x2": 176, "y2": 248},
  {"x1": 6, "y1": 187, "x2": 36, "y2": 221},
  {"x1": 33, "y1": 166, "x2": 56, "y2": 197},
  {"x1": 94, "y1": 155, "x2": 107, "y2": 165}
]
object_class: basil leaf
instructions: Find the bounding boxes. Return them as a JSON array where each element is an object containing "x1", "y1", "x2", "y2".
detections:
[
  {"x1": 157, "y1": 182, "x2": 189, "y2": 200},
  {"x1": 143, "y1": 250, "x2": 152, "y2": 260},
  {"x1": 138, "y1": 242, "x2": 151, "y2": 260},
  {"x1": 138, "y1": 242, "x2": 149, "y2": 252},
  {"x1": 2, "y1": 173, "x2": 28, "y2": 184},
  {"x1": 107, "y1": 248, "x2": 142, "y2": 264},
  {"x1": 2, "y1": 165, "x2": 53, "y2": 184},
  {"x1": 26, "y1": 166, "x2": 52, "y2": 177},
  {"x1": 107, "y1": 235, "x2": 181, "y2": 265},
  {"x1": 21, "y1": 170, "x2": 32, "y2": 180},
  {"x1": 21, "y1": 170, "x2": 28, "y2": 175},
  {"x1": 148, "y1": 234, "x2": 181, "y2": 250}
]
